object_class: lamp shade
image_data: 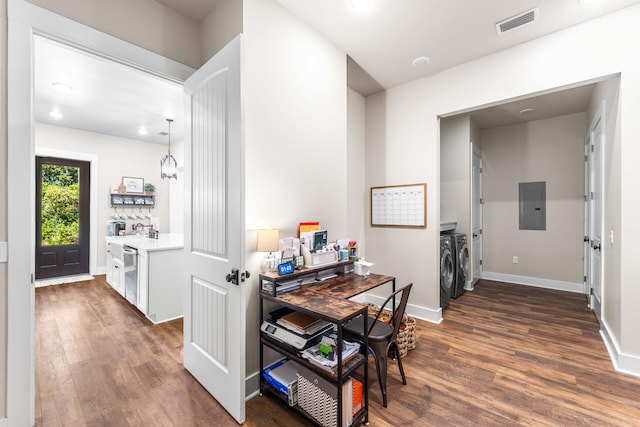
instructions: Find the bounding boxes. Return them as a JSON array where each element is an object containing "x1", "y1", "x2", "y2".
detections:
[{"x1": 257, "y1": 229, "x2": 279, "y2": 252}]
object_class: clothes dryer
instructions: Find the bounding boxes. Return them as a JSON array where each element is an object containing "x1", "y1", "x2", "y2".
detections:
[
  {"x1": 450, "y1": 233, "x2": 469, "y2": 298},
  {"x1": 440, "y1": 235, "x2": 454, "y2": 309}
]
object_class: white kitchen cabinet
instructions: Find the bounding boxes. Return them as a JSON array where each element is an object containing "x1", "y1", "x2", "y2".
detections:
[
  {"x1": 137, "y1": 249, "x2": 149, "y2": 314},
  {"x1": 106, "y1": 234, "x2": 183, "y2": 323}
]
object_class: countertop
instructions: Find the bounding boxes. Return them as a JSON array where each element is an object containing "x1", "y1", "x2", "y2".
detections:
[{"x1": 106, "y1": 233, "x2": 184, "y2": 252}]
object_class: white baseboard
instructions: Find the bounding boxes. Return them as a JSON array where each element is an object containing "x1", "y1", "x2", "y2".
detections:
[
  {"x1": 482, "y1": 271, "x2": 583, "y2": 293},
  {"x1": 351, "y1": 292, "x2": 443, "y2": 324},
  {"x1": 600, "y1": 320, "x2": 640, "y2": 378},
  {"x1": 35, "y1": 274, "x2": 94, "y2": 288},
  {"x1": 245, "y1": 371, "x2": 260, "y2": 400},
  {"x1": 0, "y1": 417, "x2": 7, "y2": 427}
]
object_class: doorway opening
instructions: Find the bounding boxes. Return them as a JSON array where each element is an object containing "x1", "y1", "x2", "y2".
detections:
[{"x1": 439, "y1": 77, "x2": 616, "y2": 316}]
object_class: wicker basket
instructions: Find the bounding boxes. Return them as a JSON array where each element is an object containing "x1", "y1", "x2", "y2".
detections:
[{"x1": 366, "y1": 305, "x2": 416, "y2": 357}]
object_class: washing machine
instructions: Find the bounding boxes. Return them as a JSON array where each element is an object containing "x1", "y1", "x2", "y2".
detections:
[
  {"x1": 439, "y1": 235, "x2": 454, "y2": 309},
  {"x1": 450, "y1": 233, "x2": 469, "y2": 298}
]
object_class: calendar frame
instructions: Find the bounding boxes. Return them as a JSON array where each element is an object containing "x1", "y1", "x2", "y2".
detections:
[{"x1": 370, "y1": 183, "x2": 427, "y2": 228}]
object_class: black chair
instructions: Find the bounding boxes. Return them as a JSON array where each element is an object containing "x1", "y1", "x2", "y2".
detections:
[{"x1": 343, "y1": 283, "x2": 413, "y2": 407}]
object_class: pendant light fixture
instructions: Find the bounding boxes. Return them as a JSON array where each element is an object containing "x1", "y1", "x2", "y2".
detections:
[{"x1": 160, "y1": 118, "x2": 178, "y2": 179}]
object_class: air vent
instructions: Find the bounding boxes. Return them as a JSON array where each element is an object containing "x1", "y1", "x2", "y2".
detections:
[
  {"x1": 158, "y1": 131, "x2": 169, "y2": 136},
  {"x1": 496, "y1": 8, "x2": 539, "y2": 35}
]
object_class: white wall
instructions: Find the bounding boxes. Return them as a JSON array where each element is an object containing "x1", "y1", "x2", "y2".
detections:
[
  {"x1": 347, "y1": 88, "x2": 367, "y2": 254},
  {"x1": 0, "y1": 0, "x2": 7, "y2": 416},
  {"x1": 440, "y1": 116, "x2": 471, "y2": 236},
  {"x1": 35, "y1": 123, "x2": 175, "y2": 270},
  {"x1": 365, "y1": 5, "x2": 640, "y2": 371},
  {"x1": 481, "y1": 113, "x2": 586, "y2": 284},
  {"x1": 243, "y1": 0, "x2": 347, "y2": 382},
  {"x1": 24, "y1": 0, "x2": 201, "y2": 68}
]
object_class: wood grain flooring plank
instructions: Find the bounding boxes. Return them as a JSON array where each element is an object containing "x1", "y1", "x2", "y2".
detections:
[{"x1": 35, "y1": 277, "x2": 640, "y2": 426}]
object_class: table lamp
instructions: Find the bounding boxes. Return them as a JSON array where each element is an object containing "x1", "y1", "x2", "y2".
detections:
[{"x1": 257, "y1": 229, "x2": 279, "y2": 272}]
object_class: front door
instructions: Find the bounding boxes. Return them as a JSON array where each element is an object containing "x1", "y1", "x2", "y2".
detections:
[
  {"x1": 471, "y1": 145, "x2": 483, "y2": 285},
  {"x1": 183, "y1": 35, "x2": 247, "y2": 423},
  {"x1": 35, "y1": 156, "x2": 90, "y2": 279}
]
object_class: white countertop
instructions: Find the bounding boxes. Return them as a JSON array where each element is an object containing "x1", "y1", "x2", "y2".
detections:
[{"x1": 106, "y1": 233, "x2": 184, "y2": 252}]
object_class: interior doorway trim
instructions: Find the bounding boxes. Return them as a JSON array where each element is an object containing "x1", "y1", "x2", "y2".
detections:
[
  {"x1": 35, "y1": 147, "x2": 98, "y2": 283},
  {"x1": 7, "y1": 1, "x2": 195, "y2": 424}
]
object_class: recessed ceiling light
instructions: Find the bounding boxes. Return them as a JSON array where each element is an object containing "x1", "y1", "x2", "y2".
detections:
[
  {"x1": 49, "y1": 110, "x2": 63, "y2": 119},
  {"x1": 579, "y1": 0, "x2": 599, "y2": 4},
  {"x1": 52, "y1": 82, "x2": 73, "y2": 93},
  {"x1": 519, "y1": 108, "x2": 535, "y2": 115},
  {"x1": 351, "y1": 0, "x2": 376, "y2": 12},
  {"x1": 412, "y1": 56, "x2": 431, "y2": 67},
  {"x1": 163, "y1": 111, "x2": 174, "y2": 119},
  {"x1": 138, "y1": 126, "x2": 148, "y2": 135}
]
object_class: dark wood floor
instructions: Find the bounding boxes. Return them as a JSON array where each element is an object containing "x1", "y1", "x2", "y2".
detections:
[{"x1": 35, "y1": 277, "x2": 640, "y2": 426}]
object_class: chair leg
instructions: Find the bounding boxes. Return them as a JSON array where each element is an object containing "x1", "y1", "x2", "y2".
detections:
[
  {"x1": 392, "y1": 342, "x2": 407, "y2": 385},
  {"x1": 370, "y1": 341, "x2": 390, "y2": 407}
]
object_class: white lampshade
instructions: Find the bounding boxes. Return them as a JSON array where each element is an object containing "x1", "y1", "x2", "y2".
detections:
[{"x1": 257, "y1": 229, "x2": 279, "y2": 252}]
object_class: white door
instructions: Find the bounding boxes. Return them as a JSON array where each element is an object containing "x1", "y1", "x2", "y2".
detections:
[
  {"x1": 583, "y1": 133, "x2": 591, "y2": 296},
  {"x1": 183, "y1": 35, "x2": 247, "y2": 423},
  {"x1": 471, "y1": 145, "x2": 483, "y2": 285},
  {"x1": 589, "y1": 103, "x2": 604, "y2": 321}
]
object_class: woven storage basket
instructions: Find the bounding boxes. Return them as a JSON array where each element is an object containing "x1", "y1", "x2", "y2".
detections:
[{"x1": 366, "y1": 306, "x2": 416, "y2": 357}]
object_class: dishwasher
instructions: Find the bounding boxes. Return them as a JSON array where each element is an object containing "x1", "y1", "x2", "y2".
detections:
[{"x1": 122, "y1": 246, "x2": 138, "y2": 306}]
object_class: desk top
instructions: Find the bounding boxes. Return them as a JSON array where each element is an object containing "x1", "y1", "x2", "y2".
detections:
[{"x1": 261, "y1": 273, "x2": 395, "y2": 324}]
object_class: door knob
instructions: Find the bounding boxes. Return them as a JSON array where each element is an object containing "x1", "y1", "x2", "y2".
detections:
[
  {"x1": 592, "y1": 243, "x2": 601, "y2": 251},
  {"x1": 225, "y1": 268, "x2": 239, "y2": 285}
]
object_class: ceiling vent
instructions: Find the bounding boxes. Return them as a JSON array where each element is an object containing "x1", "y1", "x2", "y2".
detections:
[{"x1": 496, "y1": 8, "x2": 539, "y2": 35}]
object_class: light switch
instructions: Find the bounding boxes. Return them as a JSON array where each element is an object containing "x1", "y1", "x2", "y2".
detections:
[{"x1": 0, "y1": 242, "x2": 7, "y2": 263}]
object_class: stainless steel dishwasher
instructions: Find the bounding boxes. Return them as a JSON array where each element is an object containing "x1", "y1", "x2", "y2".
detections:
[{"x1": 122, "y1": 246, "x2": 138, "y2": 305}]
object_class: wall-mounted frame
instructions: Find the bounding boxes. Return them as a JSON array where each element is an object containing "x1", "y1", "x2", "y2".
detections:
[
  {"x1": 122, "y1": 176, "x2": 144, "y2": 194},
  {"x1": 371, "y1": 183, "x2": 427, "y2": 228}
]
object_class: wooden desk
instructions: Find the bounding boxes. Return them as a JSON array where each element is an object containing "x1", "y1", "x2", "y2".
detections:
[
  {"x1": 259, "y1": 266, "x2": 395, "y2": 427},
  {"x1": 263, "y1": 273, "x2": 395, "y2": 324}
]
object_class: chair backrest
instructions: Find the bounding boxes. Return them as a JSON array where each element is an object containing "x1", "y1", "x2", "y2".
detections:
[{"x1": 369, "y1": 283, "x2": 413, "y2": 338}]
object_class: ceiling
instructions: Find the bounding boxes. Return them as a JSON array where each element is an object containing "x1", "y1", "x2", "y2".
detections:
[
  {"x1": 34, "y1": 1, "x2": 635, "y2": 144},
  {"x1": 275, "y1": 0, "x2": 638, "y2": 93},
  {"x1": 35, "y1": 36, "x2": 184, "y2": 145}
]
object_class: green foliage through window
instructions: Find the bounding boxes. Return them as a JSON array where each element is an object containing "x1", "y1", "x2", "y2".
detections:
[{"x1": 41, "y1": 165, "x2": 80, "y2": 246}]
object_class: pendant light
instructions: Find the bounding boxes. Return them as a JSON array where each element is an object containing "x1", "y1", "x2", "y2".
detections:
[{"x1": 160, "y1": 118, "x2": 178, "y2": 179}]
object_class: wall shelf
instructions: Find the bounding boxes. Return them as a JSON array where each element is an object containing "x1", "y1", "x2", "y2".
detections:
[{"x1": 110, "y1": 193, "x2": 155, "y2": 207}]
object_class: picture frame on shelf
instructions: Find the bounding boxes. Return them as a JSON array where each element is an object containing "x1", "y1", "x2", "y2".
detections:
[{"x1": 122, "y1": 176, "x2": 144, "y2": 194}]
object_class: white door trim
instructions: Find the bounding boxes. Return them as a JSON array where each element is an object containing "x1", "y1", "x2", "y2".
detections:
[{"x1": 7, "y1": 1, "x2": 194, "y2": 424}]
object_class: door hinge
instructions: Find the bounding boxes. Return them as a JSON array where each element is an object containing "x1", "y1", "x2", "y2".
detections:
[
  {"x1": 480, "y1": 198, "x2": 484, "y2": 205},
  {"x1": 584, "y1": 236, "x2": 589, "y2": 242},
  {"x1": 584, "y1": 155, "x2": 588, "y2": 162},
  {"x1": 584, "y1": 275, "x2": 587, "y2": 283},
  {"x1": 590, "y1": 192, "x2": 594, "y2": 200},
  {"x1": 31, "y1": 273, "x2": 34, "y2": 284},
  {"x1": 479, "y1": 167, "x2": 483, "y2": 173},
  {"x1": 583, "y1": 195, "x2": 588, "y2": 202},
  {"x1": 590, "y1": 288, "x2": 594, "y2": 296},
  {"x1": 479, "y1": 260, "x2": 483, "y2": 266}
]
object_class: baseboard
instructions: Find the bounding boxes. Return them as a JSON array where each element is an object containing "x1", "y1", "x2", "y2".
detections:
[
  {"x1": 352, "y1": 292, "x2": 443, "y2": 324},
  {"x1": 600, "y1": 321, "x2": 640, "y2": 378},
  {"x1": 482, "y1": 271, "x2": 583, "y2": 293},
  {"x1": 0, "y1": 417, "x2": 7, "y2": 427},
  {"x1": 35, "y1": 274, "x2": 94, "y2": 288},
  {"x1": 245, "y1": 371, "x2": 260, "y2": 400}
]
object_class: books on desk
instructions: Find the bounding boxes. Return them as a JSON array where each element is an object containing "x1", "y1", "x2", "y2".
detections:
[{"x1": 277, "y1": 310, "x2": 332, "y2": 336}]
